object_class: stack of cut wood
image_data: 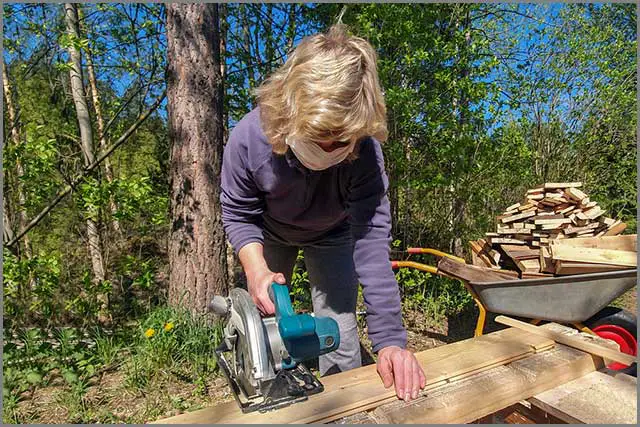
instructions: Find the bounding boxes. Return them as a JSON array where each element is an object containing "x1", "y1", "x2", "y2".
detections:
[{"x1": 464, "y1": 182, "x2": 636, "y2": 279}]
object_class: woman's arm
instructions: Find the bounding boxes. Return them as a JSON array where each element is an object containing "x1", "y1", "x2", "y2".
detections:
[
  {"x1": 220, "y1": 119, "x2": 285, "y2": 314},
  {"x1": 348, "y1": 138, "x2": 425, "y2": 401}
]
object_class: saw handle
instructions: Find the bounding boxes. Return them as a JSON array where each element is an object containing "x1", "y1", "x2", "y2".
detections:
[{"x1": 268, "y1": 283, "x2": 340, "y2": 362}]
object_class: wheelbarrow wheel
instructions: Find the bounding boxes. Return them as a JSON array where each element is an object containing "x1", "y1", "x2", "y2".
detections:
[{"x1": 584, "y1": 306, "x2": 637, "y2": 377}]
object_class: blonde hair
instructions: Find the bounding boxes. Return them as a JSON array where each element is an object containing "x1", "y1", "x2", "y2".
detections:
[{"x1": 255, "y1": 24, "x2": 388, "y2": 156}]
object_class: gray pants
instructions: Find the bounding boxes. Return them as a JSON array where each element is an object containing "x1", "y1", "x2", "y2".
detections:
[{"x1": 263, "y1": 227, "x2": 362, "y2": 376}]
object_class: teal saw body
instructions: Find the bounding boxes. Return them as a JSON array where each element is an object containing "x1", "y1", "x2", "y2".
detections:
[{"x1": 209, "y1": 282, "x2": 340, "y2": 413}]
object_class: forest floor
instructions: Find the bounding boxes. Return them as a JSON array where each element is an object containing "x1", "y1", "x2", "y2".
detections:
[{"x1": 4, "y1": 288, "x2": 636, "y2": 424}]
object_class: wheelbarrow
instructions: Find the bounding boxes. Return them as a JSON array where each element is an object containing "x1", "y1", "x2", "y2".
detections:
[{"x1": 391, "y1": 247, "x2": 638, "y2": 373}]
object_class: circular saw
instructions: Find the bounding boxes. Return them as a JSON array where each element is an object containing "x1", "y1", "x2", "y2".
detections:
[{"x1": 208, "y1": 283, "x2": 340, "y2": 413}]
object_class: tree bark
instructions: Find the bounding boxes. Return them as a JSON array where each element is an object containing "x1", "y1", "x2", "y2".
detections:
[
  {"x1": 64, "y1": 3, "x2": 107, "y2": 320},
  {"x1": 79, "y1": 6, "x2": 123, "y2": 239},
  {"x1": 218, "y1": 3, "x2": 236, "y2": 287},
  {"x1": 3, "y1": 60, "x2": 32, "y2": 258},
  {"x1": 166, "y1": 3, "x2": 228, "y2": 311}
]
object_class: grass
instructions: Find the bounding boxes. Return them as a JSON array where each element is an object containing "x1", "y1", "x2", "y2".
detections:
[
  {"x1": 2, "y1": 305, "x2": 228, "y2": 424},
  {"x1": 5, "y1": 280, "x2": 635, "y2": 424}
]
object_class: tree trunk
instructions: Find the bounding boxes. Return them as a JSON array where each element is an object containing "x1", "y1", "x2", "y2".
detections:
[
  {"x1": 64, "y1": 3, "x2": 108, "y2": 320},
  {"x1": 218, "y1": 3, "x2": 236, "y2": 287},
  {"x1": 79, "y1": 6, "x2": 123, "y2": 239},
  {"x1": 166, "y1": 3, "x2": 228, "y2": 311},
  {"x1": 3, "y1": 60, "x2": 32, "y2": 259},
  {"x1": 3, "y1": 202, "x2": 15, "y2": 247}
]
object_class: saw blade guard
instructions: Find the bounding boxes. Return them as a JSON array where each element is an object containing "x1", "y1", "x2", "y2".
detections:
[
  {"x1": 227, "y1": 287, "x2": 273, "y2": 387},
  {"x1": 269, "y1": 283, "x2": 340, "y2": 366}
]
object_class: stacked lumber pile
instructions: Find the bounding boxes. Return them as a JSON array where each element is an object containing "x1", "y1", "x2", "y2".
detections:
[{"x1": 463, "y1": 182, "x2": 636, "y2": 279}]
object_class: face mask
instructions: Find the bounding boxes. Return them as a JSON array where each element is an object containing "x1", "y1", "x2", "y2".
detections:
[{"x1": 286, "y1": 137, "x2": 355, "y2": 171}]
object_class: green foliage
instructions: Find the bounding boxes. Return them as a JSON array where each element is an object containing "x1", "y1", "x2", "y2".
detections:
[
  {"x1": 290, "y1": 250, "x2": 312, "y2": 312},
  {"x1": 3, "y1": 305, "x2": 223, "y2": 423},
  {"x1": 125, "y1": 305, "x2": 223, "y2": 390},
  {"x1": 2, "y1": 4, "x2": 637, "y2": 422}
]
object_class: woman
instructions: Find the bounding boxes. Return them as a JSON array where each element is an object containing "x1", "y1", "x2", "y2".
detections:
[{"x1": 221, "y1": 24, "x2": 425, "y2": 402}]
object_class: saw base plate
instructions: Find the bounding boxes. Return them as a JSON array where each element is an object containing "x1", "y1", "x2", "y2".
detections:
[{"x1": 214, "y1": 341, "x2": 324, "y2": 413}]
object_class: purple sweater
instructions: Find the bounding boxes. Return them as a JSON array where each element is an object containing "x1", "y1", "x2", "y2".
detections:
[{"x1": 220, "y1": 108, "x2": 407, "y2": 352}]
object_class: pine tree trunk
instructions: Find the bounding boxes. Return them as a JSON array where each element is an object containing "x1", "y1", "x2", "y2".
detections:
[
  {"x1": 3, "y1": 60, "x2": 32, "y2": 259},
  {"x1": 64, "y1": 3, "x2": 108, "y2": 321},
  {"x1": 166, "y1": 3, "x2": 228, "y2": 311}
]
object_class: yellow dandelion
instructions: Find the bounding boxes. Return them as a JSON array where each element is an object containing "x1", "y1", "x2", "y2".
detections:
[
  {"x1": 144, "y1": 328, "x2": 155, "y2": 338},
  {"x1": 163, "y1": 322, "x2": 175, "y2": 332}
]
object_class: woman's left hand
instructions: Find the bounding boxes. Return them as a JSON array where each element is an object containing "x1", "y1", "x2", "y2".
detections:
[{"x1": 376, "y1": 345, "x2": 426, "y2": 401}]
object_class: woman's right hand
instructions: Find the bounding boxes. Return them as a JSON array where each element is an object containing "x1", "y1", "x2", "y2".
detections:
[
  {"x1": 246, "y1": 268, "x2": 287, "y2": 315},
  {"x1": 238, "y1": 242, "x2": 286, "y2": 316}
]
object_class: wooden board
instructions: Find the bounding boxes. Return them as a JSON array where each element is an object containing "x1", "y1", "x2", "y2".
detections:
[
  {"x1": 153, "y1": 328, "x2": 553, "y2": 424},
  {"x1": 529, "y1": 371, "x2": 637, "y2": 424},
  {"x1": 553, "y1": 234, "x2": 636, "y2": 251},
  {"x1": 501, "y1": 210, "x2": 535, "y2": 224},
  {"x1": 495, "y1": 316, "x2": 637, "y2": 366},
  {"x1": 469, "y1": 240, "x2": 494, "y2": 267},
  {"x1": 564, "y1": 186, "x2": 587, "y2": 201},
  {"x1": 533, "y1": 217, "x2": 571, "y2": 226},
  {"x1": 371, "y1": 344, "x2": 600, "y2": 424},
  {"x1": 549, "y1": 244, "x2": 637, "y2": 267},
  {"x1": 436, "y1": 257, "x2": 518, "y2": 282},
  {"x1": 500, "y1": 244, "x2": 540, "y2": 260},
  {"x1": 604, "y1": 221, "x2": 627, "y2": 236},
  {"x1": 515, "y1": 258, "x2": 540, "y2": 273},
  {"x1": 544, "y1": 182, "x2": 582, "y2": 189},
  {"x1": 488, "y1": 237, "x2": 527, "y2": 245},
  {"x1": 564, "y1": 222, "x2": 600, "y2": 235},
  {"x1": 554, "y1": 261, "x2": 628, "y2": 275}
]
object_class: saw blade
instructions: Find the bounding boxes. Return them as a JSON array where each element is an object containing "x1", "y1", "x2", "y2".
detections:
[{"x1": 226, "y1": 287, "x2": 275, "y2": 396}]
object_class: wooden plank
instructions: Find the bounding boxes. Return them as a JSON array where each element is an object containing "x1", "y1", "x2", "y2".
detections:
[
  {"x1": 539, "y1": 246, "x2": 555, "y2": 273},
  {"x1": 515, "y1": 258, "x2": 540, "y2": 273},
  {"x1": 501, "y1": 210, "x2": 536, "y2": 224},
  {"x1": 564, "y1": 187, "x2": 587, "y2": 201},
  {"x1": 436, "y1": 257, "x2": 518, "y2": 282},
  {"x1": 374, "y1": 344, "x2": 600, "y2": 424},
  {"x1": 497, "y1": 227, "x2": 531, "y2": 235},
  {"x1": 529, "y1": 371, "x2": 637, "y2": 424},
  {"x1": 583, "y1": 206, "x2": 605, "y2": 220},
  {"x1": 558, "y1": 205, "x2": 575, "y2": 215},
  {"x1": 604, "y1": 221, "x2": 627, "y2": 236},
  {"x1": 554, "y1": 261, "x2": 629, "y2": 275},
  {"x1": 532, "y1": 214, "x2": 564, "y2": 221},
  {"x1": 544, "y1": 182, "x2": 582, "y2": 189},
  {"x1": 495, "y1": 316, "x2": 637, "y2": 366},
  {"x1": 549, "y1": 244, "x2": 637, "y2": 267},
  {"x1": 564, "y1": 222, "x2": 600, "y2": 235},
  {"x1": 553, "y1": 234, "x2": 636, "y2": 251},
  {"x1": 533, "y1": 218, "x2": 571, "y2": 226},
  {"x1": 506, "y1": 202, "x2": 521, "y2": 212},
  {"x1": 500, "y1": 244, "x2": 540, "y2": 260},
  {"x1": 153, "y1": 328, "x2": 554, "y2": 424},
  {"x1": 488, "y1": 237, "x2": 527, "y2": 245},
  {"x1": 469, "y1": 240, "x2": 494, "y2": 267}
]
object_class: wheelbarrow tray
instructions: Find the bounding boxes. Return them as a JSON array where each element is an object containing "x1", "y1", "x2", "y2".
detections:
[{"x1": 468, "y1": 269, "x2": 637, "y2": 323}]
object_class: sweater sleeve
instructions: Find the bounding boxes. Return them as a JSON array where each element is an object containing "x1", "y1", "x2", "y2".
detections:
[
  {"x1": 220, "y1": 128, "x2": 265, "y2": 253},
  {"x1": 347, "y1": 139, "x2": 407, "y2": 353}
]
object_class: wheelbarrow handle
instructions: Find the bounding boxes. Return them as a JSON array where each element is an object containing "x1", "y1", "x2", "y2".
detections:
[
  {"x1": 406, "y1": 247, "x2": 466, "y2": 264},
  {"x1": 391, "y1": 260, "x2": 439, "y2": 275}
]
